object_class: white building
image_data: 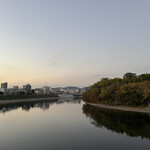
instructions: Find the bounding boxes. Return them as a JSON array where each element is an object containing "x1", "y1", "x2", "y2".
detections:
[
  {"x1": 34, "y1": 89, "x2": 43, "y2": 95},
  {"x1": 42, "y1": 86, "x2": 51, "y2": 95}
]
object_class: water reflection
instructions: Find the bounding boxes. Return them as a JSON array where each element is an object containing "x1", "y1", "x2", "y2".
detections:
[
  {"x1": 57, "y1": 98, "x2": 81, "y2": 104},
  {"x1": 83, "y1": 104, "x2": 150, "y2": 139},
  {"x1": 0, "y1": 98, "x2": 81, "y2": 114}
]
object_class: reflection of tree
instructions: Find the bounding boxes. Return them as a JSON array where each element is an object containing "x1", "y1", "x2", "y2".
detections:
[{"x1": 83, "y1": 104, "x2": 150, "y2": 139}]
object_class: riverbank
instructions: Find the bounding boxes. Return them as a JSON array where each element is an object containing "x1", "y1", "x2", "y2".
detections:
[
  {"x1": 0, "y1": 97, "x2": 59, "y2": 105},
  {"x1": 86, "y1": 102, "x2": 150, "y2": 114}
]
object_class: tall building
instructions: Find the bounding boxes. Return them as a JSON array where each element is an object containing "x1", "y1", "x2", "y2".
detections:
[{"x1": 1, "y1": 82, "x2": 8, "y2": 89}]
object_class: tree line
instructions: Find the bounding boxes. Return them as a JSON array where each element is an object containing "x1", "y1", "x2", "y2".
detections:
[{"x1": 83, "y1": 73, "x2": 150, "y2": 106}]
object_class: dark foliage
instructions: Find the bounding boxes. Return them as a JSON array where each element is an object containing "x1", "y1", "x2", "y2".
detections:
[
  {"x1": 83, "y1": 104, "x2": 150, "y2": 139},
  {"x1": 83, "y1": 73, "x2": 150, "y2": 106}
]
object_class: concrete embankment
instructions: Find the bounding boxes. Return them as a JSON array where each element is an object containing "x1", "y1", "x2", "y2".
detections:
[
  {"x1": 86, "y1": 102, "x2": 150, "y2": 114},
  {"x1": 0, "y1": 97, "x2": 59, "y2": 105}
]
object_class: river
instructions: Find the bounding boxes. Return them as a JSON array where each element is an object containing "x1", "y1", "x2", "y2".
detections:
[{"x1": 0, "y1": 96, "x2": 150, "y2": 150}]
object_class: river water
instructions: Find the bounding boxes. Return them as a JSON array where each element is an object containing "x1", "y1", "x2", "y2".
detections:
[{"x1": 0, "y1": 97, "x2": 150, "y2": 150}]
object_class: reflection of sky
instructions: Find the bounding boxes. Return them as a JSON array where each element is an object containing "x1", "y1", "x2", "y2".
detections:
[
  {"x1": 0, "y1": 101, "x2": 150, "y2": 150},
  {"x1": 0, "y1": 0, "x2": 150, "y2": 87}
]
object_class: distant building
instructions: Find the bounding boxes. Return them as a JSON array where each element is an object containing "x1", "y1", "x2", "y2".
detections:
[
  {"x1": 1, "y1": 82, "x2": 8, "y2": 89},
  {"x1": 23, "y1": 84, "x2": 31, "y2": 93},
  {"x1": 4, "y1": 88, "x2": 21, "y2": 95},
  {"x1": 50, "y1": 88, "x2": 54, "y2": 93},
  {"x1": 60, "y1": 88, "x2": 65, "y2": 93},
  {"x1": 42, "y1": 86, "x2": 51, "y2": 95},
  {"x1": 13, "y1": 86, "x2": 19, "y2": 89},
  {"x1": 34, "y1": 89, "x2": 43, "y2": 95}
]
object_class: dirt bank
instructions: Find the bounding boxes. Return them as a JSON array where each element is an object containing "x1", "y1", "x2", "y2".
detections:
[{"x1": 86, "y1": 102, "x2": 150, "y2": 114}]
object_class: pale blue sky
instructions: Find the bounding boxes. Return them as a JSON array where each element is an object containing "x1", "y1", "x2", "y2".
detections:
[{"x1": 0, "y1": 0, "x2": 150, "y2": 88}]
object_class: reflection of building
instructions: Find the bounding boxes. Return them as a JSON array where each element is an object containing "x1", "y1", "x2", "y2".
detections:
[
  {"x1": 1, "y1": 82, "x2": 7, "y2": 89},
  {"x1": 0, "y1": 106, "x2": 19, "y2": 113},
  {"x1": 23, "y1": 84, "x2": 31, "y2": 93},
  {"x1": 34, "y1": 103, "x2": 50, "y2": 110}
]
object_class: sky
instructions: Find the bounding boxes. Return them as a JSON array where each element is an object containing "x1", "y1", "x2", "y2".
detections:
[{"x1": 0, "y1": 0, "x2": 150, "y2": 88}]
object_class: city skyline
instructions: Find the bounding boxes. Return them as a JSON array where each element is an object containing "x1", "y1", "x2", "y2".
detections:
[{"x1": 0, "y1": 0, "x2": 150, "y2": 88}]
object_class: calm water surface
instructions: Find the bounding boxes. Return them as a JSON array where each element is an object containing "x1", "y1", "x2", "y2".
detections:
[{"x1": 0, "y1": 97, "x2": 150, "y2": 150}]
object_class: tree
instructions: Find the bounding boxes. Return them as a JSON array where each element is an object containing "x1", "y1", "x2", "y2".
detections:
[{"x1": 123, "y1": 73, "x2": 137, "y2": 80}]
